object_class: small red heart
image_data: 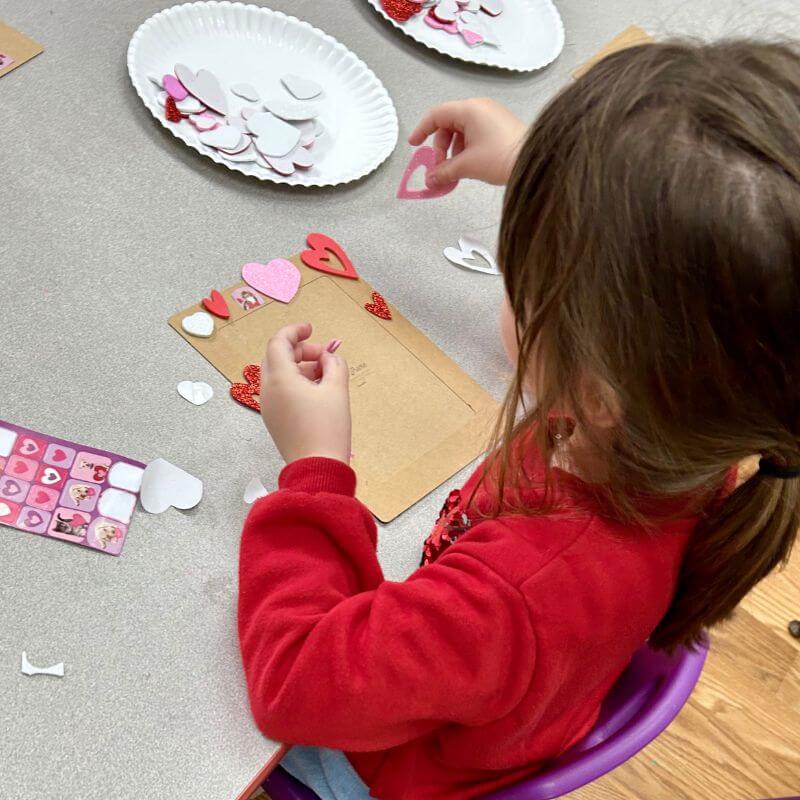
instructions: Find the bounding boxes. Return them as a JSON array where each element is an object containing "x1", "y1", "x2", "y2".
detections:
[
  {"x1": 230, "y1": 364, "x2": 262, "y2": 412},
  {"x1": 13, "y1": 461, "x2": 27, "y2": 475},
  {"x1": 53, "y1": 449, "x2": 67, "y2": 462},
  {"x1": 381, "y1": 0, "x2": 422, "y2": 21},
  {"x1": 202, "y1": 289, "x2": 230, "y2": 319},
  {"x1": 165, "y1": 95, "x2": 182, "y2": 123},
  {"x1": 35, "y1": 491, "x2": 50, "y2": 504},
  {"x1": 300, "y1": 233, "x2": 359, "y2": 280},
  {"x1": 364, "y1": 291, "x2": 392, "y2": 321}
]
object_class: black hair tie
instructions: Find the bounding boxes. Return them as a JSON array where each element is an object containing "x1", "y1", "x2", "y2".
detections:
[{"x1": 758, "y1": 458, "x2": 800, "y2": 479}]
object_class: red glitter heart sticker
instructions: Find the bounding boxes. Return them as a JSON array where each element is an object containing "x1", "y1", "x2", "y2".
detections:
[
  {"x1": 364, "y1": 291, "x2": 392, "y2": 321},
  {"x1": 382, "y1": 0, "x2": 422, "y2": 22},
  {"x1": 230, "y1": 364, "x2": 261, "y2": 412},
  {"x1": 165, "y1": 95, "x2": 182, "y2": 123}
]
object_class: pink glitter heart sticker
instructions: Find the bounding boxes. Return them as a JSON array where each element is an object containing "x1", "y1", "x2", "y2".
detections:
[{"x1": 241, "y1": 259, "x2": 301, "y2": 304}]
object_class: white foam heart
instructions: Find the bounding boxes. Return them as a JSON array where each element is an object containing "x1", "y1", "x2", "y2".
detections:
[
  {"x1": 97, "y1": 488, "x2": 137, "y2": 524},
  {"x1": 241, "y1": 106, "x2": 259, "y2": 120},
  {"x1": 458, "y1": 11, "x2": 501, "y2": 46},
  {"x1": 198, "y1": 125, "x2": 242, "y2": 150},
  {"x1": 480, "y1": 0, "x2": 503, "y2": 14},
  {"x1": 247, "y1": 112, "x2": 301, "y2": 157},
  {"x1": 294, "y1": 119, "x2": 316, "y2": 147},
  {"x1": 157, "y1": 91, "x2": 204, "y2": 114},
  {"x1": 181, "y1": 311, "x2": 214, "y2": 338},
  {"x1": 262, "y1": 98, "x2": 318, "y2": 122},
  {"x1": 140, "y1": 458, "x2": 203, "y2": 514},
  {"x1": 243, "y1": 477, "x2": 268, "y2": 505},
  {"x1": 174, "y1": 64, "x2": 228, "y2": 115},
  {"x1": 264, "y1": 154, "x2": 295, "y2": 175},
  {"x1": 177, "y1": 381, "x2": 214, "y2": 406},
  {"x1": 443, "y1": 236, "x2": 501, "y2": 275},
  {"x1": 231, "y1": 82, "x2": 260, "y2": 102},
  {"x1": 108, "y1": 463, "x2": 145, "y2": 492},
  {"x1": 434, "y1": 0, "x2": 460, "y2": 21},
  {"x1": 220, "y1": 142, "x2": 259, "y2": 163},
  {"x1": 281, "y1": 73, "x2": 323, "y2": 101}
]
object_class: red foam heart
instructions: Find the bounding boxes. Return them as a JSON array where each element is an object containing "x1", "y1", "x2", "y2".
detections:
[
  {"x1": 365, "y1": 291, "x2": 392, "y2": 320},
  {"x1": 202, "y1": 289, "x2": 230, "y2": 319},
  {"x1": 230, "y1": 364, "x2": 262, "y2": 412},
  {"x1": 300, "y1": 233, "x2": 359, "y2": 280}
]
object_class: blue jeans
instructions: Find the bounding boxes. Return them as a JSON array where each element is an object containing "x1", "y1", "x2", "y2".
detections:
[{"x1": 281, "y1": 745, "x2": 372, "y2": 800}]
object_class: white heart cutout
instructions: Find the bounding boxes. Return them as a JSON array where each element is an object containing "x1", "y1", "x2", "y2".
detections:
[
  {"x1": 281, "y1": 73, "x2": 323, "y2": 101},
  {"x1": 140, "y1": 458, "x2": 203, "y2": 514},
  {"x1": 247, "y1": 112, "x2": 301, "y2": 158},
  {"x1": 177, "y1": 381, "x2": 214, "y2": 406},
  {"x1": 181, "y1": 311, "x2": 215, "y2": 338},
  {"x1": 262, "y1": 98, "x2": 318, "y2": 122},
  {"x1": 198, "y1": 125, "x2": 243, "y2": 150},
  {"x1": 443, "y1": 236, "x2": 501, "y2": 275},
  {"x1": 231, "y1": 82, "x2": 260, "y2": 102},
  {"x1": 174, "y1": 64, "x2": 228, "y2": 115},
  {"x1": 108, "y1": 462, "x2": 145, "y2": 492},
  {"x1": 243, "y1": 477, "x2": 269, "y2": 505},
  {"x1": 97, "y1": 488, "x2": 137, "y2": 524}
]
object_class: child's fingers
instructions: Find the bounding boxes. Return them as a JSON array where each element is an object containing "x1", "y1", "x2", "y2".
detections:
[
  {"x1": 265, "y1": 322, "x2": 313, "y2": 372},
  {"x1": 296, "y1": 342, "x2": 324, "y2": 363},
  {"x1": 319, "y1": 351, "x2": 349, "y2": 386},
  {"x1": 297, "y1": 361, "x2": 322, "y2": 381},
  {"x1": 428, "y1": 150, "x2": 472, "y2": 186},
  {"x1": 408, "y1": 102, "x2": 466, "y2": 145},
  {"x1": 433, "y1": 127, "x2": 455, "y2": 157}
]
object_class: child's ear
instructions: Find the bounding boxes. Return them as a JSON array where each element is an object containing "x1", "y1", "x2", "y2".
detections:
[{"x1": 580, "y1": 374, "x2": 621, "y2": 429}]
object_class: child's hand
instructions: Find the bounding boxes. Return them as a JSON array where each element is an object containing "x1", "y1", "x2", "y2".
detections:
[
  {"x1": 260, "y1": 323, "x2": 352, "y2": 465},
  {"x1": 408, "y1": 98, "x2": 527, "y2": 187}
]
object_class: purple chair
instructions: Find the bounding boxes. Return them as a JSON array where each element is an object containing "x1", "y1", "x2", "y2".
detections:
[{"x1": 262, "y1": 639, "x2": 708, "y2": 800}]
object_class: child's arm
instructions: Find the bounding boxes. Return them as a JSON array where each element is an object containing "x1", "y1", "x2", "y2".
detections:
[
  {"x1": 408, "y1": 98, "x2": 528, "y2": 188},
  {"x1": 238, "y1": 460, "x2": 536, "y2": 750}
]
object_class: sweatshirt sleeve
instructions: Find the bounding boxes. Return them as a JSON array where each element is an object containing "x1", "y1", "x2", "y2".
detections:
[{"x1": 237, "y1": 457, "x2": 537, "y2": 751}]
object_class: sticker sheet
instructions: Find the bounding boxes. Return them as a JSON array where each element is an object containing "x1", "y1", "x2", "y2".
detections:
[{"x1": 0, "y1": 420, "x2": 145, "y2": 555}]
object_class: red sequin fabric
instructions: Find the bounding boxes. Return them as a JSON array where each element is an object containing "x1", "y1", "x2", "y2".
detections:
[{"x1": 420, "y1": 489, "x2": 472, "y2": 566}]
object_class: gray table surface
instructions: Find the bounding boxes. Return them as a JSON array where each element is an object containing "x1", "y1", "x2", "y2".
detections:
[{"x1": 2, "y1": 1, "x2": 799, "y2": 799}]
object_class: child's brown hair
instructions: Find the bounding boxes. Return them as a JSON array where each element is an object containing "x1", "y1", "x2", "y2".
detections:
[{"x1": 492, "y1": 40, "x2": 800, "y2": 651}]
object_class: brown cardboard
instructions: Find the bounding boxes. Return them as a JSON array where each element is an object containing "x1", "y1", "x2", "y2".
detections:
[
  {"x1": 0, "y1": 21, "x2": 43, "y2": 80},
  {"x1": 169, "y1": 254, "x2": 499, "y2": 522},
  {"x1": 573, "y1": 25, "x2": 653, "y2": 79}
]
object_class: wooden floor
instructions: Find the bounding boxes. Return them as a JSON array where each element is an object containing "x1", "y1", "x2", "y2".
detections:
[
  {"x1": 254, "y1": 549, "x2": 800, "y2": 800},
  {"x1": 568, "y1": 549, "x2": 800, "y2": 800}
]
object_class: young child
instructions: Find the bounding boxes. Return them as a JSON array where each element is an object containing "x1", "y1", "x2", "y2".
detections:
[{"x1": 238, "y1": 40, "x2": 800, "y2": 800}]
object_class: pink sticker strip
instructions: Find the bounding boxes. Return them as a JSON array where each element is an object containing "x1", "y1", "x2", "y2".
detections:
[
  {"x1": 397, "y1": 146, "x2": 459, "y2": 200},
  {"x1": 0, "y1": 419, "x2": 144, "y2": 556}
]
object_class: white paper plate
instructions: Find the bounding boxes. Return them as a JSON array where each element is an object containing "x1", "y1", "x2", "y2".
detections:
[
  {"x1": 365, "y1": 0, "x2": 564, "y2": 72},
  {"x1": 127, "y1": 2, "x2": 399, "y2": 187}
]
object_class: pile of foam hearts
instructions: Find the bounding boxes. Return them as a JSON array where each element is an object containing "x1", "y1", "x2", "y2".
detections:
[
  {"x1": 150, "y1": 65, "x2": 325, "y2": 176},
  {"x1": 382, "y1": 0, "x2": 502, "y2": 48}
]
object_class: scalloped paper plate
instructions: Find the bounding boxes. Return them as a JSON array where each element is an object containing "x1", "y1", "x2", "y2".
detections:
[
  {"x1": 127, "y1": 2, "x2": 399, "y2": 187},
  {"x1": 366, "y1": 0, "x2": 564, "y2": 72}
]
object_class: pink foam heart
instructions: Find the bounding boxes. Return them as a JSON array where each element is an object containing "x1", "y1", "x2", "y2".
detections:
[
  {"x1": 163, "y1": 74, "x2": 188, "y2": 101},
  {"x1": 460, "y1": 27, "x2": 484, "y2": 46},
  {"x1": 241, "y1": 259, "x2": 301, "y2": 304},
  {"x1": 424, "y1": 13, "x2": 459, "y2": 33},
  {"x1": 397, "y1": 146, "x2": 459, "y2": 200}
]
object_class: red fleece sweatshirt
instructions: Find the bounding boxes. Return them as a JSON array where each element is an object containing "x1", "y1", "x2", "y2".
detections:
[{"x1": 238, "y1": 452, "x2": 708, "y2": 799}]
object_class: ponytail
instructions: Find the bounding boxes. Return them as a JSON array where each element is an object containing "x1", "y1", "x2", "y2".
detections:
[{"x1": 650, "y1": 468, "x2": 800, "y2": 651}]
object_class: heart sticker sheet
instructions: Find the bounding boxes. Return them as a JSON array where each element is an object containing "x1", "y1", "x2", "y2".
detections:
[{"x1": 0, "y1": 420, "x2": 145, "y2": 556}]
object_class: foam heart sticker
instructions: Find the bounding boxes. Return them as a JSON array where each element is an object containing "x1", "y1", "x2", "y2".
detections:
[
  {"x1": 443, "y1": 236, "x2": 501, "y2": 275},
  {"x1": 202, "y1": 289, "x2": 230, "y2": 319},
  {"x1": 157, "y1": 91, "x2": 204, "y2": 115},
  {"x1": 397, "y1": 147, "x2": 459, "y2": 200},
  {"x1": 300, "y1": 233, "x2": 359, "y2": 280},
  {"x1": 242, "y1": 259, "x2": 301, "y2": 304},
  {"x1": 425, "y1": 13, "x2": 459, "y2": 33},
  {"x1": 230, "y1": 364, "x2": 261, "y2": 412},
  {"x1": 177, "y1": 381, "x2": 214, "y2": 406},
  {"x1": 163, "y1": 74, "x2": 188, "y2": 101},
  {"x1": 182, "y1": 311, "x2": 214, "y2": 338},
  {"x1": 247, "y1": 112, "x2": 301, "y2": 158},
  {"x1": 480, "y1": 0, "x2": 503, "y2": 15},
  {"x1": 262, "y1": 98, "x2": 318, "y2": 122},
  {"x1": 231, "y1": 82, "x2": 260, "y2": 102},
  {"x1": 365, "y1": 291, "x2": 393, "y2": 320},
  {"x1": 174, "y1": 64, "x2": 228, "y2": 115},
  {"x1": 198, "y1": 125, "x2": 242, "y2": 150},
  {"x1": 281, "y1": 73, "x2": 323, "y2": 100},
  {"x1": 432, "y1": 0, "x2": 460, "y2": 22},
  {"x1": 189, "y1": 113, "x2": 220, "y2": 132},
  {"x1": 140, "y1": 457, "x2": 203, "y2": 514}
]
